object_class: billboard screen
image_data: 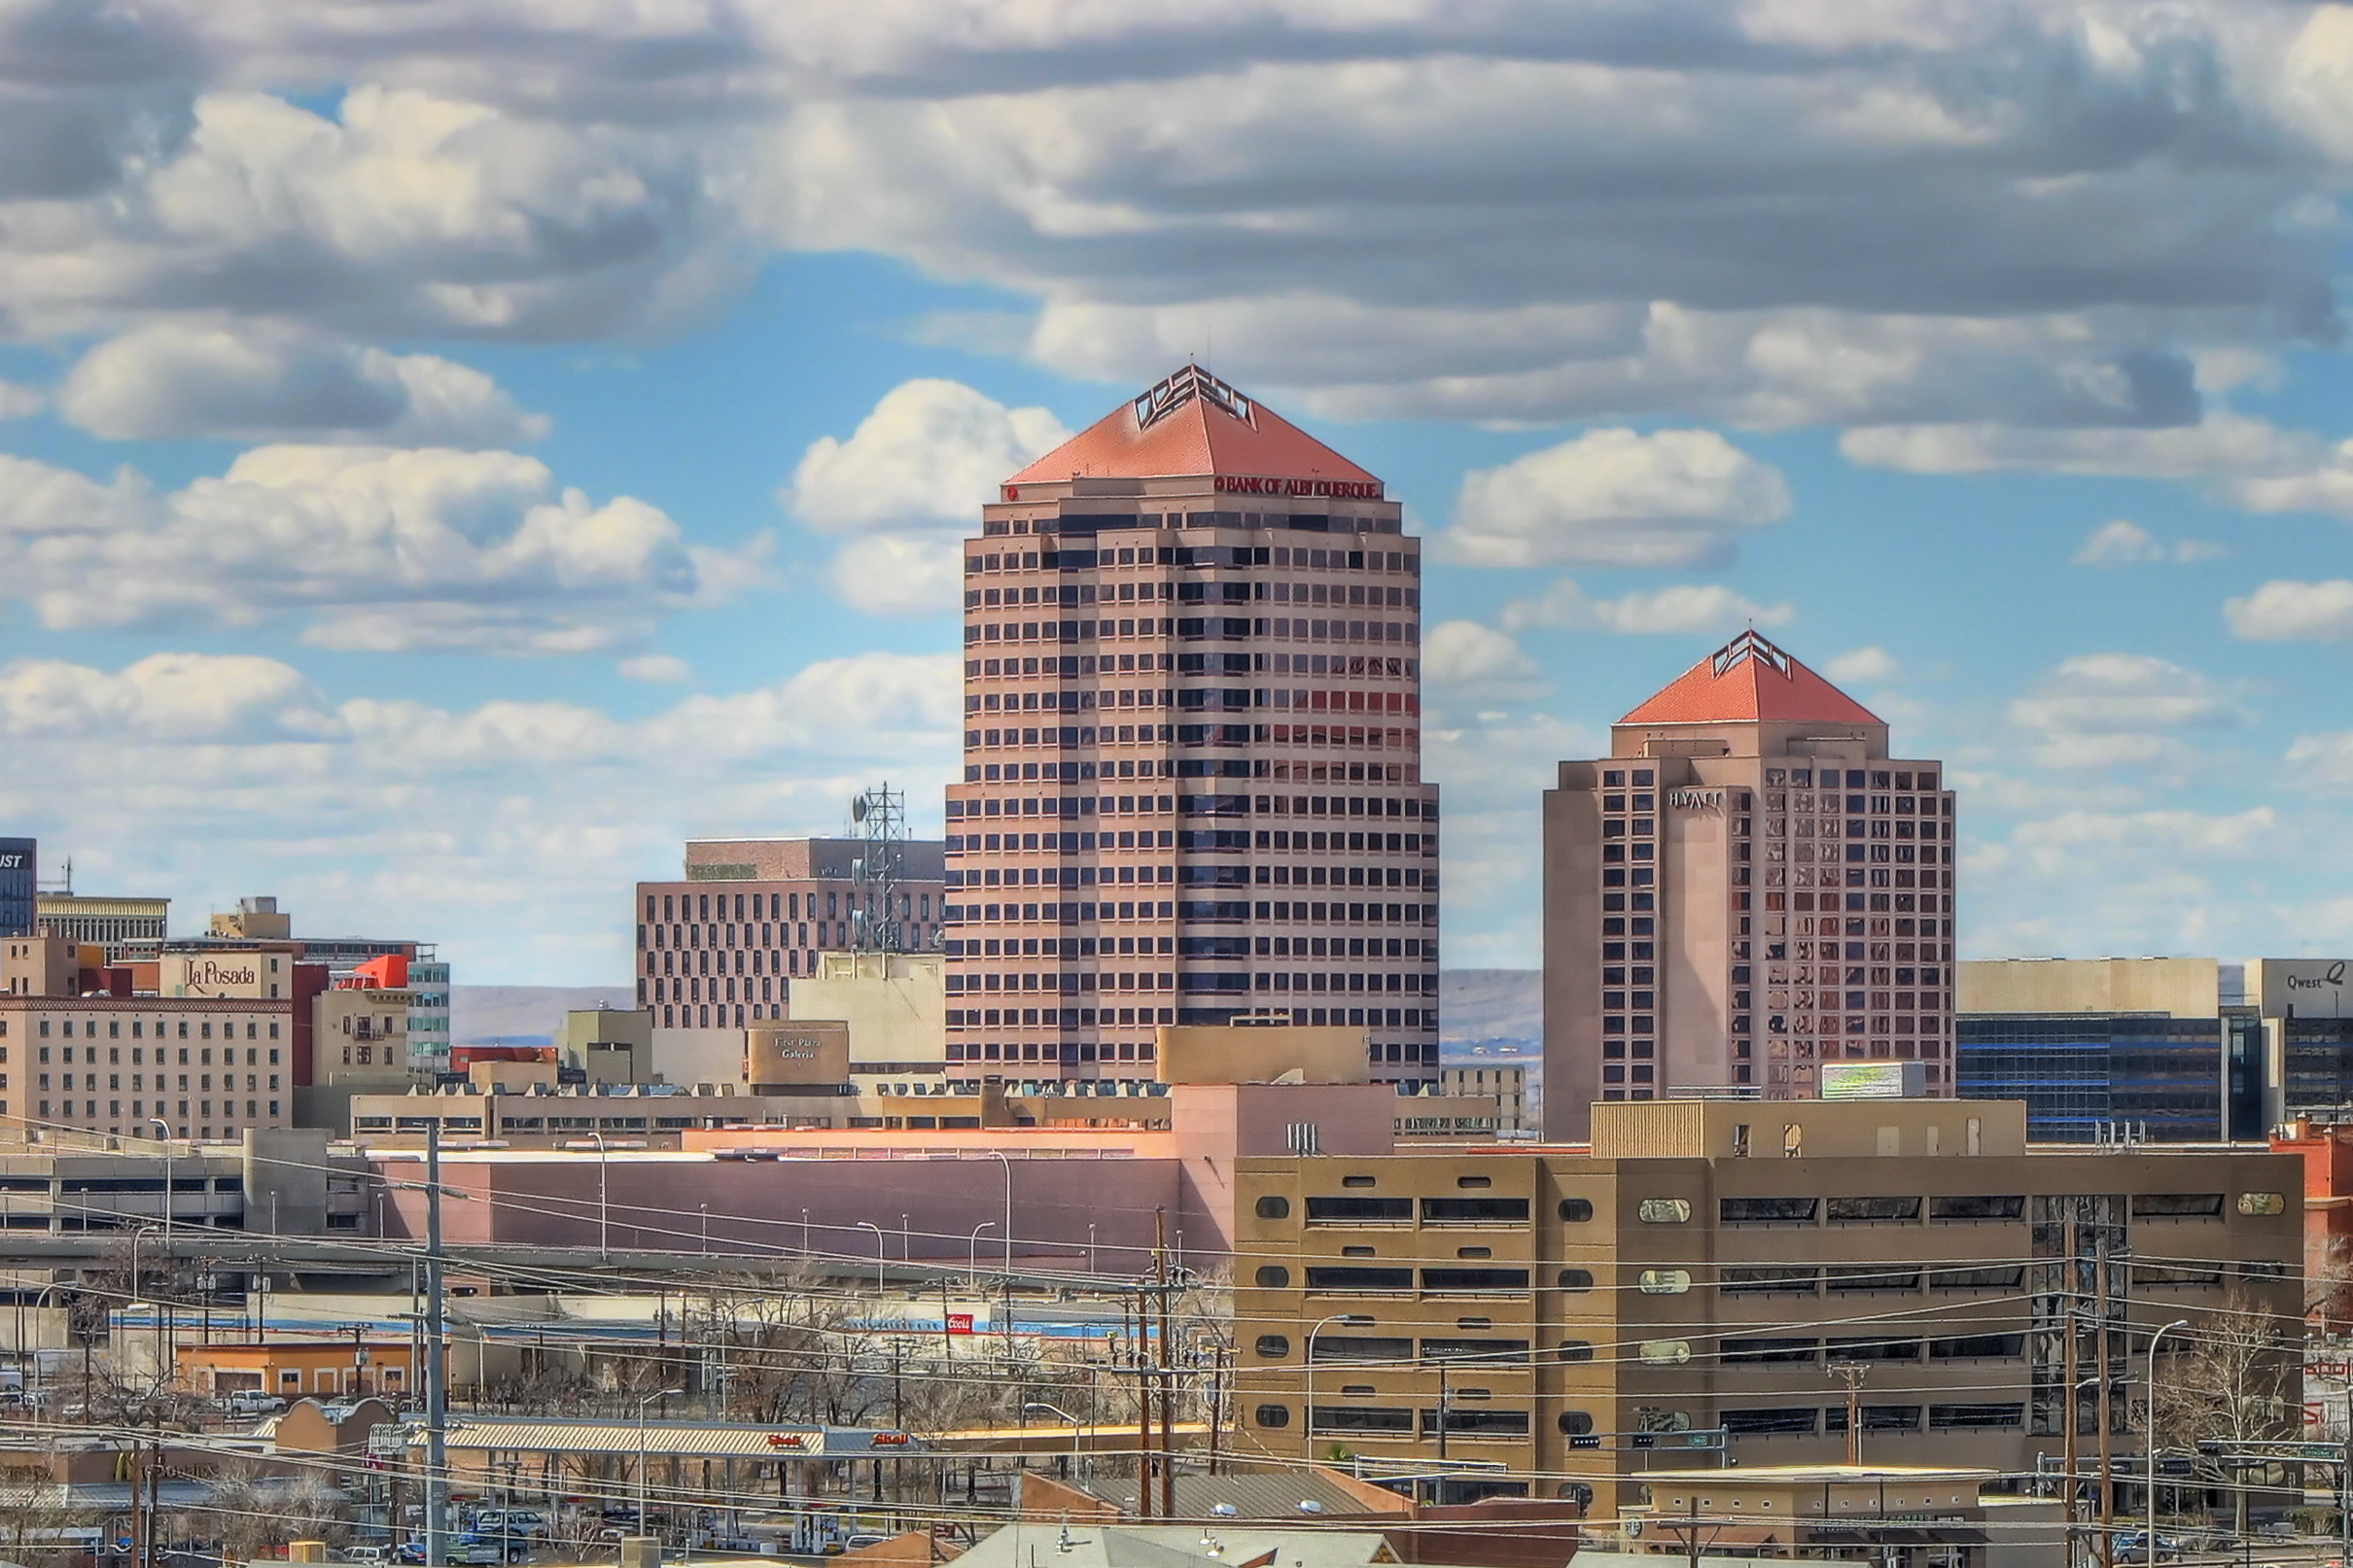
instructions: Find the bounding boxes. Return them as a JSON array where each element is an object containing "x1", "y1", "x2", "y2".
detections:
[{"x1": 1820, "y1": 1061, "x2": 1926, "y2": 1100}]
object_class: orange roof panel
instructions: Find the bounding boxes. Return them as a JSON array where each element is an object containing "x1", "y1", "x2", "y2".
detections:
[
  {"x1": 1619, "y1": 632, "x2": 1882, "y2": 727},
  {"x1": 1004, "y1": 366, "x2": 1381, "y2": 491}
]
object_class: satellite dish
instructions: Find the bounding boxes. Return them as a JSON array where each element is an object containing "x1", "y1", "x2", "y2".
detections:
[{"x1": 851, "y1": 796, "x2": 868, "y2": 823}]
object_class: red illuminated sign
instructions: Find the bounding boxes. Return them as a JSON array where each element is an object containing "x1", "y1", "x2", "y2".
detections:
[{"x1": 945, "y1": 1313, "x2": 974, "y2": 1335}]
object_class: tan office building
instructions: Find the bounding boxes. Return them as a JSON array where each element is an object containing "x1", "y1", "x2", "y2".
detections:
[
  {"x1": 1232, "y1": 1098, "x2": 2300, "y2": 1517},
  {"x1": 1542, "y1": 631, "x2": 1955, "y2": 1138},
  {"x1": 946, "y1": 364, "x2": 1440, "y2": 1093}
]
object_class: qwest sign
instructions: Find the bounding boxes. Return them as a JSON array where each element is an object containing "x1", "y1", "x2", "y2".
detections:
[
  {"x1": 0, "y1": 855, "x2": 21, "y2": 869},
  {"x1": 1668, "y1": 788, "x2": 1725, "y2": 811}
]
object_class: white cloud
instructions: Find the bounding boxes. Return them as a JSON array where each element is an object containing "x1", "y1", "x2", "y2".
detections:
[
  {"x1": 1422, "y1": 621, "x2": 1546, "y2": 696},
  {"x1": 2072, "y1": 519, "x2": 2225, "y2": 566},
  {"x1": 1501, "y1": 578, "x2": 1795, "y2": 636},
  {"x1": 0, "y1": 648, "x2": 961, "y2": 981},
  {"x1": 59, "y1": 322, "x2": 548, "y2": 446},
  {"x1": 0, "y1": 652, "x2": 335, "y2": 742},
  {"x1": 1439, "y1": 429, "x2": 1790, "y2": 569},
  {"x1": 2008, "y1": 652, "x2": 2248, "y2": 769},
  {"x1": 785, "y1": 379, "x2": 1070, "y2": 615},
  {"x1": 1823, "y1": 645, "x2": 1902, "y2": 684},
  {"x1": 618, "y1": 654, "x2": 693, "y2": 684},
  {"x1": 0, "y1": 445, "x2": 762, "y2": 654},
  {"x1": 0, "y1": 380, "x2": 41, "y2": 420},
  {"x1": 2226, "y1": 578, "x2": 2353, "y2": 642}
]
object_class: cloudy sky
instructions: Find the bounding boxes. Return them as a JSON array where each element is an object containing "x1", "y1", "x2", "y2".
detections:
[{"x1": 4, "y1": 0, "x2": 2353, "y2": 983}]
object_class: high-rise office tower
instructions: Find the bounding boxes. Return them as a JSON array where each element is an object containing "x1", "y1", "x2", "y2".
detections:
[
  {"x1": 1541, "y1": 631, "x2": 1956, "y2": 1138},
  {"x1": 943, "y1": 366, "x2": 1441, "y2": 1095}
]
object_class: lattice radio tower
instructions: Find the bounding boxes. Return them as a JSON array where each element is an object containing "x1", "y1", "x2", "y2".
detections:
[{"x1": 849, "y1": 783, "x2": 910, "y2": 953}]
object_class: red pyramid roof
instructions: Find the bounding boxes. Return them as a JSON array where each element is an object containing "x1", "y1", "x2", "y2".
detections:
[
  {"x1": 1619, "y1": 632, "x2": 1882, "y2": 727},
  {"x1": 1005, "y1": 365, "x2": 1381, "y2": 489}
]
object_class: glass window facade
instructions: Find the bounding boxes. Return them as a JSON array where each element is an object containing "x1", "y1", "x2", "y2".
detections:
[{"x1": 1956, "y1": 1013, "x2": 2226, "y2": 1142}]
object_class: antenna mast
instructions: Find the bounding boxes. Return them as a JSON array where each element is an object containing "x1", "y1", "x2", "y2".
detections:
[{"x1": 849, "y1": 783, "x2": 909, "y2": 954}]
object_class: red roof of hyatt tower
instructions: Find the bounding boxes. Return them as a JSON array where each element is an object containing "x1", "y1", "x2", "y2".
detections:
[
  {"x1": 1003, "y1": 365, "x2": 1382, "y2": 489},
  {"x1": 1620, "y1": 630, "x2": 1883, "y2": 727}
]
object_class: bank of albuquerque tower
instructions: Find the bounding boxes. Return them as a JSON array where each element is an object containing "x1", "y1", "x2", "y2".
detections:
[{"x1": 941, "y1": 366, "x2": 1440, "y2": 1096}]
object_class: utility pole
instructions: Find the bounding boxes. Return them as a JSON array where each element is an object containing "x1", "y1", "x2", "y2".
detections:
[
  {"x1": 2097, "y1": 1224, "x2": 2115, "y2": 1568},
  {"x1": 1685, "y1": 1491, "x2": 1702, "y2": 1568},
  {"x1": 2062, "y1": 1215, "x2": 2080, "y2": 1568},
  {"x1": 425, "y1": 1126, "x2": 448, "y2": 1568},
  {"x1": 1130, "y1": 1291, "x2": 1151, "y2": 1521},
  {"x1": 1435, "y1": 1361, "x2": 1451, "y2": 1464},
  {"x1": 1154, "y1": 1208, "x2": 1175, "y2": 1522},
  {"x1": 1834, "y1": 1362, "x2": 1867, "y2": 1468}
]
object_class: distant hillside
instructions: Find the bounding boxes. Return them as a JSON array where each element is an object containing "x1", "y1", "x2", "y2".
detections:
[
  {"x1": 450, "y1": 985, "x2": 635, "y2": 1045},
  {"x1": 1439, "y1": 968, "x2": 1540, "y2": 1049},
  {"x1": 455, "y1": 971, "x2": 1543, "y2": 1051}
]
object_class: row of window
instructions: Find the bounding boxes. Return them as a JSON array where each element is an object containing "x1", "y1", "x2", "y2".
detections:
[
  {"x1": 966, "y1": 615, "x2": 1419, "y2": 647},
  {"x1": 969, "y1": 578, "x2": 1420, "y2": 610},
  {"x1": 28, "y1": 1043, "x2": 279, "y2": 1066},
  {"x1": 943, "y1": 1004, "x2": 1429, "y2": 1034},
  {"x1": 37, "y1": 1072, "x2": 276, "y2": 1094},
  {"x1": 949, "y1": 792, "x2": 1431, "y2": 824},
  {"x1": 1760, "y1": 768, "x2": 1940, "y2": 790},
  {"x1": 966, "y1": 652, "x2": 1415, "y2": 681},
  {"x1": 953, "y1": 829, "x2": 1431, "y2": 856},
  {"x1": 955, "y1": 934, "x2": 1434, "y2": 959},
  {"x1": 38, "y1": 1098, "x2": 276, "y2": 1122},
  {"x1": 964, "y1": 758, "x2": 1415, "y2": 785},
  {"x1": 966, "y1": 543, "x2": 1416, "y2": 575},
  {"x1": 6, "y1": 1018, "x2": 281, "y2": 1043},
  {"x1": 953, "y1": 971, "x2": 1434, "y2": 998},
  {"x1": 645, "y1": 889, "x2": 929, "y2": 924},
  {"x1": 947, "y1": 898, "x2": 1438, "y2": 926}
]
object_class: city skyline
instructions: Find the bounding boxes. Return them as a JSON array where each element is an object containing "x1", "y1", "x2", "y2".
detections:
[{"x1": 5, "y1": 8, "x2": 2353, "y2": 981}]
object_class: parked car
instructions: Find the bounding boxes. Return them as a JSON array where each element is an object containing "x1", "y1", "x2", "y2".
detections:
[
  {"x1": 344, "y1": 1548, "x2": 390, "y2": 1565},
  {"x1": 2113, "y1": 1532, "x2": 2182, "y2": 1563},
  {"x1": 393, "y1": 1547, "x2": 426, "y2": 1565},
  {"x1": 449, "y1": 1535, "x2": 528, "y2": 1565},
  {"x1": 473, "y1": 1513, "x2": 544, "y2": 1538},
  {"x1": 222, "y1": 1393, "x2": 286, "y2": 1417}
]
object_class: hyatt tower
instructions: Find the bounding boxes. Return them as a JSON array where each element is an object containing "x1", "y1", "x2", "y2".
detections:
[
  {"x1": 1542, "y1": 632, "x2": 1956, "y2": 1138},
  {"x1": 943, "y1": 366, "x2": 1440, "y2": 1095}
]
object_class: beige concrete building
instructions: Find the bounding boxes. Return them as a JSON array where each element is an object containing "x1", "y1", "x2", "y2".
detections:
[
  {"x1": 1442, "y1": 1063, "x2": 1529, "y2": 1132},
  {"x1": 37, "y1": 892, "x2": 168, "y2": 963},
  {"x1": 945, "y1": 364, "x2": 1439, "y2": 1094},
  {"x1": 556, "y1": 1005, "x2": 652, "y2": 1085},
  {"x1": 635, "y1": 837, "x2": 946, "y2": 1031},
  {"x1": 788, "y1": 950, "x2": 948, "y2": 1093},
  {"x1": 1543, "y1": 631, "x2": 1955, "y2": 1139},
  {"x1": 1957, "y1": 958, "x2": 2219, "y2": 1018},
  {"x1": 1232, "y1": 1098, "x2": 2300, "y2": 1517}
]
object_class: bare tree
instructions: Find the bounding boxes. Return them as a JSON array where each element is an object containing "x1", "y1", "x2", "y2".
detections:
[
  {"x1": 193, "y1": 1459, "x2": 354, "y2": 1563},
  {"x1": 0, "y1": 1469, "x2": 100, "y2": 1567},
  {"x1": 2150, "y1": 1290, "x2": 2303, "y2": 1532}
]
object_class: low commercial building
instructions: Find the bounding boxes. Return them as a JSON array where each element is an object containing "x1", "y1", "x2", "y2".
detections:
[
  {"x1": 178, "y1": 1337, "x2": 415, "y2": 1401},
  {"x1": 1231, "y1": 1097, "x2": 2301, "y2": 1517},
  {"x1": 0, "y1": 1129, "x2": 367, "y2": 1234},
  {"x1": 1442, "y1": 1063, "x2": 1529, "y2": 1132}
]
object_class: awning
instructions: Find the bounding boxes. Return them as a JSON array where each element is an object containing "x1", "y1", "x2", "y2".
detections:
[{"x1": 1807, "y1": 1525, "x2": 1989, "y2": 1547}]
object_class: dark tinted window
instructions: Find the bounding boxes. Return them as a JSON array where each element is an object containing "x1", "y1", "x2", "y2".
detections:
[
  {"x1": 1310, "y1": 1406, "x2": 1412, "y2": 1433},
  {"x1": 1558, "y1": 1411, "x2": 1595, "y2": 1436},
  {"x1": 1305, "y1": 1266, "x2": 1412, "y2": 1290},
  {"x1": 1310, "y1": 1336, "x2": 1411, "y2": 1363},
  {"x1": 1307, "y1": 1196, "x2": 1413, "y2": 1222},
  {"x1": 1254, "y1": 1266, "x2": 1290, "y2": 1288},
  {"x1": 1421, "y1": 1339, "x2": 1528, "y2": 1363},
  {"x1": 1930, "y1": 1403, "x2": 2024, "y2": 1429},
  {"x1": 1826, "y1": 1196, "x2": 1920, "y2": 1223},
  {"x1": 1723, "y1": 1338, "x2": 1820, "y2": 1364},
  {"x1": 1253, "y1": 1404, "x2": 1290, "y2": 1429},
  {"x1": 1932, "y1": 1264, "x2": 2024, "y2": 1291},
  {"x1": 1929, "y1": 1195, "x2": 2024, "y2": 1222},
  {"x1": 1931, "y1": 1335, "x2": 2025, "y2": 1360},
  {"x1": 1723, "y1": 1408, "x2": 1817, "y2": 1435},
  {"x1": 1426, "y1": 1408, "x2": 1528, "y2": 1435},
  {"x1": 1422, "y1": 1197, "x2": 1530, "y2": 1223},
  {"x1": 2132, "y1": 1193, "x2": 2224, "y2": 1219},
  {"x1": 1723, "y1": 1267, "x2": 1817, "y2": 1294},
  {"x1": 1827, "y1": 1336, "x2": 1920, "y2": 1362},
  {"x1": 1253, "y1": 1335, "x2": 1289, "y2": 1358},
  {"x1": 1556, "y1": 1268, "x2": 1596, "y2": 1291},
  {"x1": 1720, "y1": 1197, "x2": 1818, "y2": 1224},
  {"x1": 1422, "y1": 1268, "x2": 1530, "y2": 1291},
  {"x1": 1558, "y1": 1198, "x2": 1595, "y2": 1222},
  {"x1": 1254, "y1": 1196, "x2": 1291, "y2": 1220},
  {"x1": 1826, "y1": 1266, "x2": 1920, "y2": 1292}
]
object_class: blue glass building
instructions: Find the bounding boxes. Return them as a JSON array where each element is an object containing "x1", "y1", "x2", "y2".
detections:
[
  {"x1": 0, "y1": 838, "x2": 32, "y2": 940},
  {"x1": 1955, "y1": 1010, "x2": 2263, "y2": 1142}
]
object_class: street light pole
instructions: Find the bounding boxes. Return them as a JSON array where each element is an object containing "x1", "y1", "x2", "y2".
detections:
[
  {"x1": 1023, "y1": 1401, "x2": 1088, "y2": 1483},
  {"x1": 1302, "y1": 1314, "x2": 1371, "y2": 1462},
  {"x1": 986, "y1": 1151, "x2": 1013, "y2": 1342},
  {"x1": 145, "y1": 1118, "x2": 170, "y2": 1382},
  {"x1": 968, "y1": 1222, "x2": 995, "y2": 1284},
  {"x1": 2145, "y1": 1318, "x2": 2191, "y2": 1565},
  {"x1": 128, "y1": 1224, "x2": 160, "y2": 1390},
  {"x1": 589, "y1": 1132, "x2": 609, "y2": 1258},
  {"x1": 857, "y1": 1222, "x2": 886, "y2": 1298}
]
